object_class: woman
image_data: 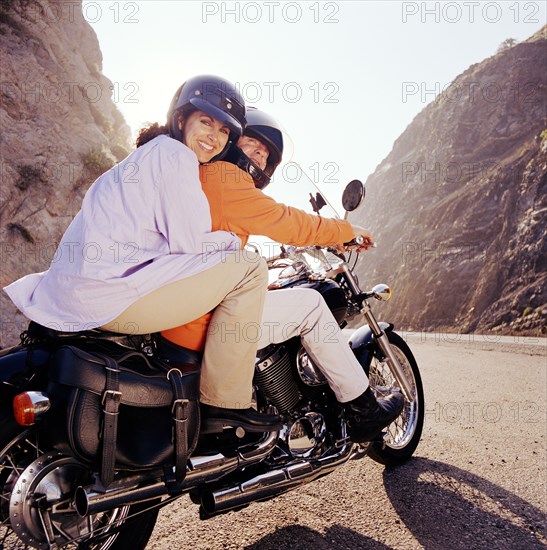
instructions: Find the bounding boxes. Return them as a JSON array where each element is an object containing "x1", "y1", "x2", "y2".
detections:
[{"x1": 4, "y1": 75, "x2": 279, "y2": 431}]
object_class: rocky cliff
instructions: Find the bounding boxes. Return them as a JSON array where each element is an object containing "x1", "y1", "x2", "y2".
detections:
[
  {"x1": 0, "y1": 0, "x2": 131, "y2": 346},
  {"x1": 349, "y1": 26, "x2": 546, "y2": 336}
]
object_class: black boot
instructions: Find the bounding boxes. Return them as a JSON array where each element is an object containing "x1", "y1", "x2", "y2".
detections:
[
  {"x1": 201, "y1": 404, "x2": 281, "y2": 434},
  {"x1": 345, "y1": 387, "x2": 404, "y2": 443}
]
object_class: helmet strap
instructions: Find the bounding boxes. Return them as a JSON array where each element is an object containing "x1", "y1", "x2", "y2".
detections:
[{"x1": 229, "y1": 147, "x2": 270, "y2": 189}]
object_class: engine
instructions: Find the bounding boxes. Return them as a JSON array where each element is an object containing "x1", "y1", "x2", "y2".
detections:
[
  {"x1": 254, "y1": 344, "x2": 330, "y2": 458},
  {"x1": 254, "y1": 345, "x2": 301, "y2": 412}
]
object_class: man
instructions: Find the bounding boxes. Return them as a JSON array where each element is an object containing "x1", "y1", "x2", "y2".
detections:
[{"x1": 162, "y1": 107, "x2": 403, "y2": 442}]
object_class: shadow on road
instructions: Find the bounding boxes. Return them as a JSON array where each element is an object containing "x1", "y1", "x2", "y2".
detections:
[
  {"x1": 383, "y1": 457, "x2": 546, "y2": 549},
  {"x1": 243, "y1": 524, "x2": 392, "y2": 550}
]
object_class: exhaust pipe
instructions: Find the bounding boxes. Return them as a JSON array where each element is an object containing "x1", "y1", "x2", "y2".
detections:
[
  {"x1": 200, "y1": 440, "x2": 355, "y2": 518},
  {"x1": 75, "y1": 429, "x2": 278, "y2": 516}
]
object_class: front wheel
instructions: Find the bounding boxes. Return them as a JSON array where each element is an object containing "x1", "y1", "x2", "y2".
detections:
[
  {"x1": 0, "y1": 423, "x2": 160, "y2": 549},
  {"x1": 366, "y1": 331, "x2": 424, "y2": 466}
]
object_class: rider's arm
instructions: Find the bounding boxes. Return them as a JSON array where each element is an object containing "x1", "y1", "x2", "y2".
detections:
[{"x1": 201, "y1": 163, "x2": 354, "y2": 247}]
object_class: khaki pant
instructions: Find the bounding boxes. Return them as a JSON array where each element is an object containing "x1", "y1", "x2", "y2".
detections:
[{"x1": 102, "y1": 251, "x2": 268, "y2": 408}]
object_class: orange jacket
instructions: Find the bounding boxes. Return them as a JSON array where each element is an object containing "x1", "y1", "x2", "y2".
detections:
[{"x1": 161, "y1": 162, "x2": 354, "y2": 350}]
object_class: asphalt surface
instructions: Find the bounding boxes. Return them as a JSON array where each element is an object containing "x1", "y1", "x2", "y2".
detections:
[{"x1": 147, "y1": 333, "x2": 546, "y2": 550}]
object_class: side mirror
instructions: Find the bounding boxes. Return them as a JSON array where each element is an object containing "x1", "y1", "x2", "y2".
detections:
[
  {"x1": 342, "y1": 180, "x2": 365, "y2": 212},
  {"x1": 309, "y1": 192, "x2": 327, "y2": 214}
]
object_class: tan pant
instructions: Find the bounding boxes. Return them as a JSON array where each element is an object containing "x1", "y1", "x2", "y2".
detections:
[{"x1": 102, "y1": 251, "x2": 268, "y2": 408}]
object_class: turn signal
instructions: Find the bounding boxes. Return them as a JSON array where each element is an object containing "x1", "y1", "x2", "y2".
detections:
[{"x1": 13, "y1": 392, "x2": 50, "y2": 426}]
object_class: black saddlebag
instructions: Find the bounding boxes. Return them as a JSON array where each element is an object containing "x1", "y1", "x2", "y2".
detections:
[{"x1": 46, "y1": 345, "x2": 200, "y2": 487}]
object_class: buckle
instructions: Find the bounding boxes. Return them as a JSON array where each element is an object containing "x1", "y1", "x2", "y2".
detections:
[
  {"x1": 172, "y1": 398, "x2": 189, "y2": 417},
  {"x1": 102, "y1": 390, "x2": 122, "y2": 406},
  {"x1": 167, "y1": 368, "x2": 183, "y2": 381}
]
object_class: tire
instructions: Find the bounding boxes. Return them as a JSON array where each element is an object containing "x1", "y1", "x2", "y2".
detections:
[
  {"x1": 0, "y1": 423, "x2": 160, "y2": 550},
  {"x1": 366, "y1": 331, "x2": 424, "y2": 466}
]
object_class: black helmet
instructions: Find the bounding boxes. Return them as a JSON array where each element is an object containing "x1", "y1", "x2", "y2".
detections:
[
  {"x1": 225, "y1": 106, "x2": 284, "y2": 189},
  {"x1": 167, "y1": 75, "x2": 246, "y2": 158}
]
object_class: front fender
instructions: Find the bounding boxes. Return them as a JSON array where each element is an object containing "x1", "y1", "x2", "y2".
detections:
[{"x1": 348, "y1": 322, "x2": 394, "y2": 374}]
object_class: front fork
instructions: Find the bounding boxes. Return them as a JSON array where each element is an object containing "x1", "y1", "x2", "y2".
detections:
[
  {"x1": 358, "y1": 302, "x2": 414, "y2": 401},
  {"x1": 338, "y1": 263, "x2": 413, "y2": 400}
]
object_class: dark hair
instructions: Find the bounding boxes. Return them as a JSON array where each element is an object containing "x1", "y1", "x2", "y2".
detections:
[
  {"x1": 136, "y1": 123, "x2": 169, "y2": 148},
  {"x1": 135, "y1": 107, "x2": 200, "y2": 148}
]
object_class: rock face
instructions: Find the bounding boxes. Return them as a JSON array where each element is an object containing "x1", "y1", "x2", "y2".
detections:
[
  {"x1": 1, "y1": 0, "x2": 131, "y2": 347},
  {"x1": 349, "y1": 26, "x2": 546, "y2": 336}
]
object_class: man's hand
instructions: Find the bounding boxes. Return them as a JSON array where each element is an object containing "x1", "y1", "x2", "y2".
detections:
[{"x1": 348, "y1": 224, "x2": 375, "y2": 252}]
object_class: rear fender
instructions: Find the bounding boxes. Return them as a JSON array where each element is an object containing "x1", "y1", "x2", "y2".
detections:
[{"x1": 348, "y1": 322, "x2": 394, "y2": 374}]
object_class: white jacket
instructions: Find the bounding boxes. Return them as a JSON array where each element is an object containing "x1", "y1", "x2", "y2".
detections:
[{"x1": 4, "y1": 135, "x2": 240, "y2": 331}]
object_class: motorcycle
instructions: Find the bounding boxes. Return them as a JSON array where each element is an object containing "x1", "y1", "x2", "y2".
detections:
[{"x1": 0, "y1": 178, "x2": 424, "y2": 549}]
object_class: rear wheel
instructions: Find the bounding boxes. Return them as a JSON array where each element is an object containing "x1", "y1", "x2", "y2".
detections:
[
  {"x1": 0, "y1": 424, "x2": 160, "y2": 549},
  {"x1": 366, "y1": 331, "x2": 424, "y2": 466}
]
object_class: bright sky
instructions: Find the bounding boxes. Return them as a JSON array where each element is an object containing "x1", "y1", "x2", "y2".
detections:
[{"x1": 83, "y1": 0, "x2": 545, "y2": 207}]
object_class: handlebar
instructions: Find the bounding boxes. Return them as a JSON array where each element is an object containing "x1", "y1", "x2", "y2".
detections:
[
  {"x1": 343, "y1": 235, "x2": 376, "y2": 249},
  {"x1": 343, "y1": 235, "x2": 364, "y2": 247},
  {"x1": 265, "y1": 240, "x2": 376, "y2": 267}
]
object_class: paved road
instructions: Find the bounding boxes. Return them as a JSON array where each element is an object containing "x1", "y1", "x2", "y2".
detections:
[{"x1": 148, "y1": 334, "x2": 546, "y2": 550}]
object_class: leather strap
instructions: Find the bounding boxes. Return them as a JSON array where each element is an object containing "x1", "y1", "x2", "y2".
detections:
[
  {"x1": 100, "y1": 356, "x2": 121, "y2": 487},
  {"x1": 168, "y1": 369, "x2": 189, "y2": 485},
  {"x1": 98, "y1": 356, "x2": 191, "y2": 489}
]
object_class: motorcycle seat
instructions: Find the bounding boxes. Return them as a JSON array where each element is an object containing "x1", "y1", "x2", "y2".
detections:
[{"x1": 25, "y1": 321, "x2": 148, "y2": 352}]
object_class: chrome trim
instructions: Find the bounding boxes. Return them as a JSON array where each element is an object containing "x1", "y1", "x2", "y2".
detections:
[
  {"x1": 76, "y1": 429, "x2": 279, "y2": 517},
  {"x1": 371, "y1": 283, "x2": 392, "y2": 302},
  {"x1": 238, "y1": 429, "x2": 278, "y2": 463},
  {"x1": 296, "y1": 348, "x2": 327, "y2": 387},
  {"x1": 201, "y1": 427, "x2": 355, "y2": 517},
  {"x1": 255, "y1": 346, "x2": 287, "y2": 372},
  {"x1": 375, "y1": 332, "x2": 414, "y2": 400},
  {"x1": 340, "y1": 263, "x2": 362, "y2": 295},
  {"x1": 360, "y1": 303, "x2": 413, "y2": 399},
  {"x1": 286, "y1": 412, "x2": 326, "y2": 458},
  {"x1": 25, "y1": 391, "x2": 51, "y2": 416}
]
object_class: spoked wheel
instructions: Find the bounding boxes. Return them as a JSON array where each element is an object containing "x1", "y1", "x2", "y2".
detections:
[
  {"x1": 366, "y1": 331, "x2": 424, "y2": 466},
  {"x1": 0, "y1": 427, "x2": 160, "y2": 549}
]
